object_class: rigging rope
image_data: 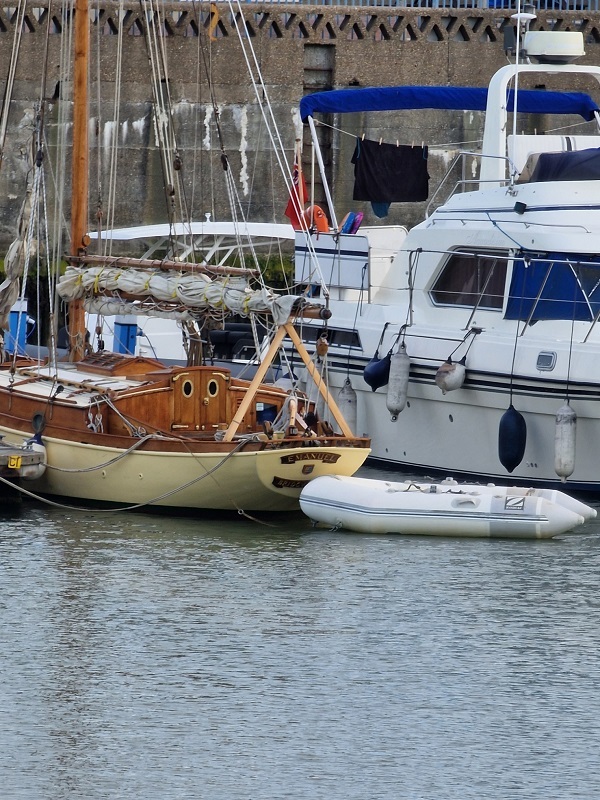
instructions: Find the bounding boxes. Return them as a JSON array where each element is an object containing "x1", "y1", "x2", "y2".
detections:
[
  {"x1": 0, "y1": 0, "x2": 27, "y2": 169},
  {"x1": 104, "y1": 0, "x2": 126, "y2": 257},
  {"x1": 227, "y1": 0, "x2": 329, "y2": 301}
]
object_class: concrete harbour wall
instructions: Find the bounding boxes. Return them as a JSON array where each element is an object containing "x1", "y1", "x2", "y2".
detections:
[{"x1": 1, "y1": 1, "x2": 600, "y2": 247}]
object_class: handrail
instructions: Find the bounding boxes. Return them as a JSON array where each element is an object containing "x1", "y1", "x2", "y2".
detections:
[{"x1": 425, "y1": 151, "x2": 517, "y2": 217}]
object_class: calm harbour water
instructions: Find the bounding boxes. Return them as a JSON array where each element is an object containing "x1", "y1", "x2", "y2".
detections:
[{"x1": 2, "y1": 468, "x2": 600, "y2": 800}]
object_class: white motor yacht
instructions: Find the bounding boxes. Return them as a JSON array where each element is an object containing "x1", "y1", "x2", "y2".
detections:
[{"x1": 295, "y1": 25, "x2": 600, "y2": 492}]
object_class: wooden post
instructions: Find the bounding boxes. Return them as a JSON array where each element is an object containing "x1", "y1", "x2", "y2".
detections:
[
  {"x1": 222, "y1": 325, "x2": 288, "y2": 442},
  {"x1": 223, "y1": 321, "x2": 356, "y2": 442},
  {"x1": 284, "y1": 322, "x2": 354, "y2": 438}
]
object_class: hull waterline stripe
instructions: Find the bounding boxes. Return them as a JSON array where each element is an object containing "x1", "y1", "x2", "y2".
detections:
[{"x1": 301, "y1": 497, "x2": 548, "y2": 525}]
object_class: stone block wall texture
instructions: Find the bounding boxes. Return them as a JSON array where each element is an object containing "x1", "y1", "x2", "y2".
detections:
[{"x1": 1, "y1": 1, "x2": 600, "y2": 247}]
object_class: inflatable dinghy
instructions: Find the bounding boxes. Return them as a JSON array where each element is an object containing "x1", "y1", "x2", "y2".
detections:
[{"x1": 299, "y1": 475, "x2": 596, "y2": 539}]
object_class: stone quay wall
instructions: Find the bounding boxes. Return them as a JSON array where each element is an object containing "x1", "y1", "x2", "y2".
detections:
[{"x1": 1, "y1": 1, "x2": 600, "y2": 247}]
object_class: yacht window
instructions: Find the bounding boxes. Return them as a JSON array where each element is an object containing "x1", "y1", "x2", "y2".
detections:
[
  {"x1": 431, "y1": 251, "x2": 508, "y2": 310},
  {"x1": 298, "y1": 326, "x2": 319, "y2": 344},
  {"x1": 333, "y1": 329, "x2": 362, "y2": 349},
  {"x1": 294, "y1": 325, "x2": 362, "y2": 350}
]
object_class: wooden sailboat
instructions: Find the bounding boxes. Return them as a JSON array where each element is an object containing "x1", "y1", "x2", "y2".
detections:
[{"x1": 0, "y1": 0, "x2": 369, "y2": 512}]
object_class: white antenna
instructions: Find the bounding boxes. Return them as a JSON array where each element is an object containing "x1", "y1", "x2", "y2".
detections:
[{"x1": 510, "y1": 3, "x2": 537, "y2": 148}]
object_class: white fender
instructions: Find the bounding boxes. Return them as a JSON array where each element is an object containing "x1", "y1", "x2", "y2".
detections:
[
  {"x1": 554, "y1": 401, "x2": 576, "y2": 482},
  {"x1": 288, "y1": 396, "x2": 298, "y2": 430},
  {"x1": 337, "y1": 378, "x2": 357, "y2": 436},
  {"x1": 386, "y1": 343, "x2": 410, "y2": 421},
  {"x1": 435, "y1": 356, "x2": 466, "y2": 394},
  {"x1": 20, "y1": 438, "x2": 47, "y2": 480}
]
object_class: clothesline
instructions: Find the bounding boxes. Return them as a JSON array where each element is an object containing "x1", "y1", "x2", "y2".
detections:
[
  {"x1": 311, "y1": 117, "x2": 482, "y2": 151},
  {"x1": 310, "y1": 115, "x2": 597, "y2": 151},
  {"x1": 543, "y1": 119, "x2": 597, "y2": 134}
]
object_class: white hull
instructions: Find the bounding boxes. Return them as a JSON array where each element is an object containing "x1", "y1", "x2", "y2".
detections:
[
  {"x1": 317, "y1": 319, "x2": 600, "y2": 490},
  {"x1": 300, "y1": 476, "x2": 595, "y2": 539}
]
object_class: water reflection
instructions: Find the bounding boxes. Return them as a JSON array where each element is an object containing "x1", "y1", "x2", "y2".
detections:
[{"x1": 1, "y1": 489, "x2": 599, "y2": 799}]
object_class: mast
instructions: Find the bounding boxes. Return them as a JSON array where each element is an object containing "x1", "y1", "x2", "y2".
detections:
[{"x1": 68, "y1": 0, "x2": 89, "y2": 361}]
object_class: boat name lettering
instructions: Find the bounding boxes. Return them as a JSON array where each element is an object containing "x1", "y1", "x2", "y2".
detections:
[
  {"x1": 272, "y1": 477, "x2": 311, "y2": 489},
  {"x1": 279, "y1": 452, "x2": 341, "y2": 465}
]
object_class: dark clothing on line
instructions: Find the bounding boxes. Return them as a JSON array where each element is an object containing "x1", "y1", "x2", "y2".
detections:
[{"x1": 351, "y1": 138, "x2": 429, "y2": 208}]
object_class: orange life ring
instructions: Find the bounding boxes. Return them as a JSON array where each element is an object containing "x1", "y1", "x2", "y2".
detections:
[{"x1": 303, "y1": 204, "x2": 329, "y2": 233}]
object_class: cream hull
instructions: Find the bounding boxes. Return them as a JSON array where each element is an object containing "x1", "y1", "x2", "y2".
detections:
[{"x1": 1, "y1": 426, "x2": 369, "y2": 511}]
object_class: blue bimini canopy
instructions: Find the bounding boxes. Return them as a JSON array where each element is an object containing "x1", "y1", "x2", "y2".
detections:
[{"x1": 299, "y1": 86, "x2": 600, "y2": 122}]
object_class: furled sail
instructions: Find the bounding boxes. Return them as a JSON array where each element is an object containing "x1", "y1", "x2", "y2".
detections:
[
  {"x1": 0, "y1": 192, "x2": 33, "y2": 331},
  {"x1": 57, "y1": 265, "x2": 300, "y2": 325}
]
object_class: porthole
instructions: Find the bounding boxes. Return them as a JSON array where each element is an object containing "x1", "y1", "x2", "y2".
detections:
[
  {"x1": 182, "y1": 379, "x2": 194, "y2": 398},
  {"x1": 536, "y1": 351, "x2": 556, "y2": 371},
  {"x1": 32, "y1": 412, "x2": 46, "y2": 433},
  {"x1": 207, "y1": 379, "x2": 219, "y2": 398}
]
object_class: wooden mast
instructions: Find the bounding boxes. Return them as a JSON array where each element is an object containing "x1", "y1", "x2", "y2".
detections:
[{"x1": 68, "y1": 0, "x2": 89, "y2": 361}]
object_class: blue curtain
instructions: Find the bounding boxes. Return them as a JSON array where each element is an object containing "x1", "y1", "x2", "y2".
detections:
[{"x1": 506, "y1": 254, "x2": 600, "y2": 321}]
